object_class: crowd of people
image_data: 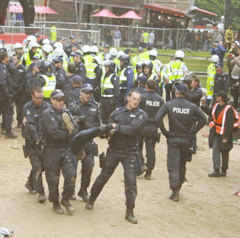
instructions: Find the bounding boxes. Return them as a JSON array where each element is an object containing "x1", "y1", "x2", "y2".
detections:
[{"x1": 0, "y1": 31, "x2": 239, "y2": 224}]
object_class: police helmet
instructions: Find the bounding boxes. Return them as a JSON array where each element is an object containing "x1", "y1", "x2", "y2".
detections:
[
  {"x1": 42, "y1": 38, "x2": 50, "y2": 45},
  {"x1": 91, "y1": 45, "x2": 99, "y2": 54},
  {"x1": 142, "y1": 59, "x2": 153, "y2": 71},
  {"x1": 82, "y1": 45, "x2": 91, "y2": 54},
  {"x1": 53, "y1": 42, "x2": 63, "y2": 49},
  {"x1": 26, "y1": 35, "x2": 37, "y2": 42},
  {"x1": 54, "y1": 47, "x2": 64, "y2": 57},
  {"x1": 14, "y1": 43, "x2": 23, "y2": 49},
  {"x1": 104, "y1": 53, "x2": 111, "y2": 60},
  {"x1": 40, "y1": 60, "x2": 53, "y2": 77},
  {"x1": 211, "y1": 54, "x2": 219, "y2": 64},
  {"x1": 136, "y1": 61, "x2": 143, "y2": 70},
  {"x1": 119, "y1": 54, "x2": 130, "y2": 66},
  {"x1": 109, "y1": 48, "x2": 118, "y2": 57},
  {"x1": 42, "y1": 44, "x2": 53, "y2": 54},
  {"x1": 175, "y1": 50, "x2": 185, "y2": 59},
  {"x1": 104, "y1": 60, "x2": 115, "y2": 73},
  {"x1": 28, "y1": 41, "x2": 39, "y2": 50},
  {"x1": 149, "y1": 49, "x2": 158, "y2": 58},
  {"x1": 116, "y1": 50, "x2": 125, "y2": 59}
]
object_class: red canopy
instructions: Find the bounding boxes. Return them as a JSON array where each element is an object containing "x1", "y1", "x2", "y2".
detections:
[
  {"x1": 118, "y1": 11, "x2": 142, "y2": 20},
  {"x1": 91, "y1": 9, "x2": 118, "y2": 18},
  {"x1": 9, "y1": 4, "x2": 58, "y2": 14},
  {"x1": 194, "y1": 8, "x2": 218, "y2": 17},
  {"x1": 144, "y1": 4, "x2": 186, "y2": 18}
]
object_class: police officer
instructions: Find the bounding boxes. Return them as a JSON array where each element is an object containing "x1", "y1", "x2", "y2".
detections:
[
  {"x1": 135, "y1": 75, "x2": 147, "y2": 95},
  {"x1": 99, "y1": 60, "x2": 119, "y2": 124},
  {"x1": 138, "y1": 80, "x2": 164, "y2": 180},
  {"x1": 22, "y1": 41, "x2": 40, "y2": 68},
  {"x1": 85, "y1": 89, "x2": 148, "y2": 224},
  {"x1": 0, "y1": 52, "x2": 18, "y2": 139},
  {"x1": 65, "y1": 35, "x2": 77, "y2": 58},
  {"x1": 67, "y1": 75, "x2": 83, "y2": 107},
  {"x1": 69, "y1": 83, "x2": 101, "y2": 202},
  {"x1": 22, "y1": 86, "x2": 50, "y2": 202},
  {"x1": 118, "y1": 54, "x2": 134, "y2": 107},
  {"x1": 201, "y1": 91, "x2": 239, "y2": 177},
  {"x1": 24, "y1": 62, "x2": 39, "y2": 104},
  {"x1": 84, "y1": 56, "x2": 100, "y2": 86},
  {"x1": 156, "y1": 83, "x2": 206, "y2": 202},
  {"x1": 72, "y1": 51, "x2": 86, "y2": 82},
  {"x1": 53, "y1": 57, "x2": 67, "y2": 91},
  {"x1": 41, "y1": 89, "x2": 76, "y2": 215},
  {"x1": 11, "y1": 53, "x2": 27, "y2": 127},
  {"x1": 36, "y1": 60, "x2": 56, "y2": 101},
  {"x1": 64, "y1": 63, "x2": 76, "y2": 106},
  {"x1": 163, "y1": 50, "x2": 188, "y2": 101},
  {"x1": 206, "y1": 55, "x2": 219, "y2": 106}
]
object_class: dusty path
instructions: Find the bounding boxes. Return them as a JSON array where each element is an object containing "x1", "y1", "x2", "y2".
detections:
[{"x1": 0, "y1": 122, "x2": 240, "y2": 238}]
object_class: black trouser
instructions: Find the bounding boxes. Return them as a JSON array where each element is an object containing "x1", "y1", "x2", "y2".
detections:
[
  {"x1": 0, "y1": 100, "x2": 13, "y2": 131},
  {"x1": 89, "y1": 147, "x2": 137, "y2": 209},
  {"x1": 118, "y1": 90, "x2": 127, "y2": 107},
  {"x1": 138, "y1": 135, "x2": 157, "y2": 171},
  {"x1": 19, "y1": 0, "x2": 35, "y2": 26},
  {"x1": 43, "y1": 147, "x2": 76, "y2": 203},
  {"x1": 80, "y1": 143, "x2": 95, "y2": 191},
  {"x1": 167, "y1": 137, "x2": 189, "y2": 190},
  {"x1": 13, "y1": 95, "x2": 23, "y2": 125},
  {"x1": 165, "y1": 83, "x2": 172, "y2": 102},
  {"x1": 100, "y1": 97, "x2": 116, "y2": 124},
  {"x1": 28, "y1": 146, "x2": 44, "y2": 194}
]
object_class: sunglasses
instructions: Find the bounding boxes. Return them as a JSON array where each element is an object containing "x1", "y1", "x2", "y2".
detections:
[
  {"x1": 83, "y1": 91, "x2": 93, "y2": 95},
  {"x1": 55, "y1": 98, "x2": 64, "y2": 102}
]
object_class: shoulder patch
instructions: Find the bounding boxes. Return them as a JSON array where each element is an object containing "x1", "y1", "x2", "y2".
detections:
[
  {"x1": 26, "y1": 110, "x2": 31, "y2": 115},
  {"x1": 51, "y1": 117, "x2": 55, "y2": 121}
]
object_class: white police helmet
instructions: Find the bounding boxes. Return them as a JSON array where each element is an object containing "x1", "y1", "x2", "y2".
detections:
[
  {"x1": 175, "y1": 50, "x2": 185, "y2": 59},
  {"x1": 211, "y1": 54, "x2": 219, "y2": 63}
]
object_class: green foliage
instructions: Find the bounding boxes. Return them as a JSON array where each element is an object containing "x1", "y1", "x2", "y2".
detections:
[
  {"x1": 195, "y1": 0, "x2": 225, "y2": 18},
  {"x1": 233, "y1": 16, "x2": 240, "y2": 29},
  {"x1": 231, "y1": 0, "x2": 240, "y2": 9}
]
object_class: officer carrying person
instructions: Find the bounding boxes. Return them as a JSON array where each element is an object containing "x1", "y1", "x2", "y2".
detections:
[
  {"x1": 138, "y1": 79, "x2": 164, "y2": 180},
  {"x1": 22, "y1": 86, "x2": 50, "y2": 202},
  {"x1": 85, "y1": 89, "x2": 148, "y2": 224},
  {"x1": 156, "y1": 83, "x2": 206, "y2": 202},
  {"x1": 69, "y1": 83, "x2": 101, "y2": 202},
  {"x1": 41, "y1": 89, "x2": 77, "y2": 215}
]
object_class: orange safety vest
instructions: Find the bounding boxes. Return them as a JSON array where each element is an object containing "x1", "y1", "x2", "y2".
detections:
[{"x1": 209, "y1": 103, "x2": 240, "y2": 135}]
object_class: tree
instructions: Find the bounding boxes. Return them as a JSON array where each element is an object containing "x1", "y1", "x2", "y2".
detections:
[
  {"x1": 195, "y1": 0, "x2": 224, "y2": 19},
  {"x1": 232, "y1": 0, "x2": 240, "y2": 29}
]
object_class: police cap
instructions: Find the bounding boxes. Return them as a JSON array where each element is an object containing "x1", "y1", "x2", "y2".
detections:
[
  {"x1": 175, "y1": 83, "x2": 187, "y2": 95},
  {"x1": 81, "y1": 83, "x2": 93, "y2": 92},
  {"x1": 72, "y1": 75, "x2": 82, "y2": 84},
  {"x1": 51, "y1": 89, "x2": 65, "y2": 99}
]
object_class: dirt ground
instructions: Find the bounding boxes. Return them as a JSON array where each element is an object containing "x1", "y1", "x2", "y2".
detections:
[{"x1": 0, "y1": 117, "x2": 240, "y2": 238}]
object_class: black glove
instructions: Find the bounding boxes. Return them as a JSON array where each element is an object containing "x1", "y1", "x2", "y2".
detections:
[{"x1": 99, "y1": 123, "x2": 113, "y2": 134}]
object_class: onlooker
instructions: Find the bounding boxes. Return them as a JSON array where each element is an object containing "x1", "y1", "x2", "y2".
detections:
[
  {"x1": 211, "y1": 41, "x2": 226, "y2": 67},
  {"x1": 112, "y1": 26, "x2": 122, "y2": 48}
]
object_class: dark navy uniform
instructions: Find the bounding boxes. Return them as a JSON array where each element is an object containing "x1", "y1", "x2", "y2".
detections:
[
  {"x1": 67, "y1": 86, "x2": 81, "y2": 108},
  {"x1": 213, "y1": 71, "x2": 229, "y2": 95},
  {"x1": 0, "y1": 62, "x2": 14, "y2": 134},
  {"x1": 24, "y1": 71, "x2": 38, "y2": 104},
  {"x1": 41, "y1": 106, "x2": 76, "y2": 204},
  {"x1": 75, "y1": 61, "x2": 86, "y2": 81},
  {"x1": 139, "y1": 91, "x2": 164, "y2": 177},
  {"x1": 22, "y1": 100, "x2": 50, "y2": 196},
  {"x1": 55, "y1": 67, "x2": 67, "y2": 91},
  {"x1": 88, "y1": 106, "x2": 148, "y2": 209},
  {"x1": 11, "y1": 64, "x2": 26, "y2": 126},
  {"x1": 69, "y1": 98, "x2": 100, "y2": 199},
  {"x1": 156, "y1": 97, "x2": 206, "y2": 195}
]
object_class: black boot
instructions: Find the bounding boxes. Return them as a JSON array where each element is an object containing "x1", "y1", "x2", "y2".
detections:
[
  {"x1": 78, "y1": 188, "x2": 89, "y2": 202},
  {"x1": 208, "y1": 169, "x2": 220, "y2": 177},
  {"x1": 25, "y1": 180, "x2": 37, "y2": 195},
  {"x1": 52, "y1": 201, "x2": 64, "y2": 214},
  {"x1": 85, "y1": 196, "x2": 95, "y2": 210},
  {"x1": 169, "y1": 187, "x2": 179, "y2": 202},
  {"x1": 5, "y1": 131, "x2": 18, "y2": 139},
  {"x1": 220, "y1": 170, "x2": 227, "y2": 177},
  {"x1": 144, "y1": 170, "x2": 152, "y2": 180},
  {"x1": 61, "y1": 198, "x2": 74, "y2": 215},
  {"x1": 38, "y1": 192, "x2": 46, "y2": 203},
  {"x1": 125, "y1": 207, "x2": 138, "y2": 224}
]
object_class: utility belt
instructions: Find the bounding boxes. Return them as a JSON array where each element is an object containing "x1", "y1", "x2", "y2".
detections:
[
  {"x1": 110, "y1": 143, "x2": 138, "y2": 152},
  {"x1": 168, "y1": 132, "x2": 190, "y2": 139}
]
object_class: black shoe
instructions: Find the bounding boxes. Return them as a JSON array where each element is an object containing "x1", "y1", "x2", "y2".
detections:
[
  {"x1": 85, "y1": 197, "x2": 95, "y2": 210},
  {"x1": 138, "y1": 165, "x2": 148, "y2": 176},
  {"x1": 169, "y1": 189, "x2": 179, "y2": 202},
  {"x1": 220, "y1": 170, "x2": 226, "y2": 177},
  {"x1": 1, "y1": 128, "x2": 6, "y2": 135},
  {"x1": 69, "y1": 194, "x2": 76, "y2": 201},
  {"x1": 53, "y1": 201, "x2": 64, "y2": 214},
  {"x1": 61, "y1": 198, "x2": 74, "y2": 215},
  {"x1": 38, "y1": 193, "x2": 46, "y2": 203},
  {"x1": 5, "y1": 132, "x2": 18, "y2": 139},
  {"x1": 78, "y1": 189, "x2": 89, "y2": 202},
  {"x1": 144, "y1": 170, "x2": 152, "y2": 180},
  {"x1": 125, "y1": 208, "x2": 138, "y2": 224},
  {"x1": 208, "y1": 170, "x2": 220, "y2": 178},
  {"x1": 25, "y1": 180, "x2": 37, "y2": 195}
]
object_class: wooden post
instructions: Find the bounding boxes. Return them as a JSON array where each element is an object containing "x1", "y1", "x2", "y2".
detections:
[{"x1": 78, "y1": 0, "x2": 84, "y2": 29}]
